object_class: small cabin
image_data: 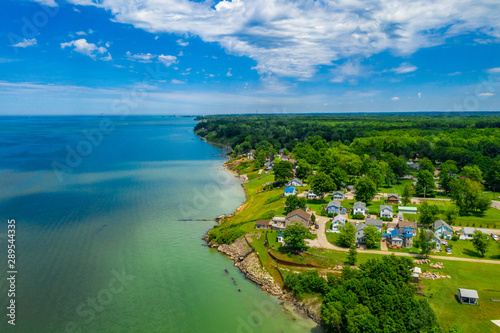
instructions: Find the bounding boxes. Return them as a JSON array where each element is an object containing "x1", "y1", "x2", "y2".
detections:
[{"x1": 458, "y1": 289, "x2": 479, "y2": 305}]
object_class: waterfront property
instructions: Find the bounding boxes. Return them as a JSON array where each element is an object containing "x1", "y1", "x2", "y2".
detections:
[
  {"x1": 284, "y1": 186, "x2": 297, "y2": 196},
  {"x1": 285, "y1": 209, "x2": 312, "y2": 228},
  {"x1": 270, "y1": 217, "x2": 286, "y2": 231},
  {"x1": 458, "y1": 289, "x2": 479, "y2": 305},
  {"x1": 255, "y1": 220, "x2": 271, "y2": 229},
  {"x1": 433, "y1": 220, "x2": 453, "y2": 240},
  {"x1": 326, "y1": 200, "x2": 342, "y2": 214},
  {"x1": 353, "y1": 202, "x2": 366, "y2": 215},
  {"x1": 380, "y1": 205, "x2": 393, "y2": 218}
]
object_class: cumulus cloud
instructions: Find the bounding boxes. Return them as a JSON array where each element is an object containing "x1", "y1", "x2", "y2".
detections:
[
  {"x1": 60, "y1": 39, "x2": 111, "y2": 60},
  {"x1": 32, "y1": 0, "x2": 57, "y2": 6},
  {"x1": 486, "y1": 67, "x2": 500, "y2": 73},
  {"x1": 158, "y1": 55, "x2": 178, "y2": 67},
  {"x1": 62, "y1": 0, "x2": 500, "y2": 79},
  {"x1": 391, "y1": 63, "x2": 418, "y2": 74},
  {"x1": 126, "y1": 52, "x2": 156, "y2": 63},
  {"x1": 12, "y1": 38, "x2": 37, "y2": 48},
  {"x1": 391, "y1": 96, "x2": 400, "y2": 101},
  {"x1": 176, "y1": 39, "x2": 189, "y2": 47},
  {"x1": 171, "y1": 79, "x2": 185, "y2": 84}
]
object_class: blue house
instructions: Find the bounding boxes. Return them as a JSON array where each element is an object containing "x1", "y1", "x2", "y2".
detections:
[
  {"x1": 389, "y1": 229, "x2": 403, "y2": 247},
  {"x1": 284, "y1": 186, "x2": 296, "y2": 196},
  {"x1": 433, "y1": 220, "x2": 453, "y2": 239},
  {"x1": 326, "y1": 200, "x2": 341, "y2": 214}
]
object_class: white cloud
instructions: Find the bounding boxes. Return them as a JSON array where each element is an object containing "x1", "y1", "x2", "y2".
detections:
[
  {"x1": 32, "y1": 0, "x2": 58, "y2": 7},
  {"x1": 418, "y1": 92, "x2": 422, "y2": 98},
  {"x1": 63, "y1": 0, "x2": 500, "y2": 79},
  {"x1": 226, "y1": 71, "x2": 233, "y2": 77},
  {"x1": 12, "y1": 38, "x2": 37, "y2": 48},
  {"x1": 176, "y1": 39, "x2": 189, "y2": 47},
  {"x1": 171, "y1": 79, "x2": 185, "y2": 84},
  {"x1": 479, "y1": 92, "x2": 494, "y2": 96},
  {"x1": 391, "y1": 63, "x2": 417, "y2": 74},
  {"x1": 126, "y1": 51, "x2": 156, "y2": 63},
  {"x1": 60, "y1": 39, "x2": 111, "y2": 60},
  {"x1": 391, "y1": 96, "x2": 400, "y2": 101},
  {"x1": 330, "y1": 60, "x2": 369, "y2": 83},
  {"x1": 158, "y1": 55, "x2": 178, "y2": 67},
  {"x1": 76, "y1": 31, "x2": 87, "y2": 36},
  {"x1": 486, "y1": 67, "x2": 500, "y2": 73}
]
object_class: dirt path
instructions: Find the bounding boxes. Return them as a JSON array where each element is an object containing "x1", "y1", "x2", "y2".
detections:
[{"x1": 314, "y1": 215, "x2": 500, "y2": 265}]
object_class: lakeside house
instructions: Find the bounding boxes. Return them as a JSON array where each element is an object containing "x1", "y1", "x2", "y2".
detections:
[
  {"x1": 461, "y1": 227, "x2": 490, "y2": 240},
  {"x1": 365, "y1": 218, "x2": 383, "y2": 232},
  {"x1": 326, "y1": 200, "x2": 342, "y2": 214},
  {"x1": 458, "y1": 289, "x2": 479, "y2": 305},
  {"x1": 285, "y1": 209, "x2": 312, "y2": 228},
  {"x1": 332, "y1": 191, "x2": 345, "y2": 201},
  {"x1": 433, "y1": 220, "x2": 453, "y2": 239},
  {"x1": 353, "y1": 202, "x2": 366, "y2": 215},
  {"x1": 328, "y1": 215, "x2": 347, "y2": 233},
  {"x1": 307, "y1": 191, "x2": 319, "y2": 200},
  {"x1": 289, "y1": 178, "x2": 303, "y2": 187},
  {"x1": 255, "y1": 220, "x2": 271, "y2": 230},
  {"x1": 380, "y1": 205, "x2": 393, "y2": 218},
  {"x1": 386, "y1": 193, "x2": 400, "y2": 204},
  {"x1": 284, "y1": 186, "x2": 297, "y2": 196},
  {"x1": 398, "y1": 206, "x2": 417, "y2": 214}
]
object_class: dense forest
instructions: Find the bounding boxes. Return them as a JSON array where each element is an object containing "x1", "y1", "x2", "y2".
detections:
[{"x1": 194, "y1": 113, "x2": 500, "y2": 194}]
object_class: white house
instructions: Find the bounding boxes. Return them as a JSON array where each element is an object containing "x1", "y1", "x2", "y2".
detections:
[
  {"x1": 307, "y1": 191, "x2": 319, "y2": 200},
  {"x1": 328, "y1": 215, "x2": 347, "y2": 233},
  {"x1": 458, "y1": 289, "x2": 479, "y2": 305},
  {"x1": 461, "y1": 227, "x2": 489, "y2": 240},
  {"x1": 353, "y1": 202, "x2": 366, "y2": 215},
  {"x1": 433, "y1": 220, "x2": 453, "y2": 240},
  {"x1": 289, "y1": 178, "x2": 303, "y2": 187},
  {"x1": 355, "y1": 223, "x2": 367, "y2": 244},
  {"x1": 332, "y1": 191, "x2": 345, "y2": 201},
  {"x1": 284, "y1": 186, "x2": 296, "y2": 196},
  {"x1": 380, "y1": 205, "x2": 393, "y2": 218}
]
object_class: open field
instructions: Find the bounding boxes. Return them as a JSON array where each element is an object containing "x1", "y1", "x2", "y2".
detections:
[{"x1": 446, "y1": 239, "x2": 500, "y2": 261}]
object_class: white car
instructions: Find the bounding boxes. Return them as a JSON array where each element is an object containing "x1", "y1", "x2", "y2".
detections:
[{"x1": 491, "y1": 233, "x2": 499, "y2": 241}]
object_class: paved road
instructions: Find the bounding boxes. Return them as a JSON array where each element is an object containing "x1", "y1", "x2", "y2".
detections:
[{"x1": 314, "y1": 215, "x2": 500, "y2": 265}]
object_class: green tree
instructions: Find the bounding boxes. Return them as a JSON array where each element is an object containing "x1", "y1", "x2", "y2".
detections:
[
  {"x1": 450, "y1": 178, "x2": 490, "y2": 215},
  {"x1": 329, "y1": 167, "x2": 348, "y2": 190},
  {"x1": 416, "y1": 169, "x2": 436, "y2": 197},
  {"x1": 345, "y1": 245, "x2": 358, "y2": 266},
  {"x1": 273, "y1": 160, "x2": 293, "y2": 185},
  {"x1": 471, "y1": 230, "x2": 490, "y2": 257},
  {"x1": 417, "y1": 228, "x2": 435, "y2": 257},
  {"x1": 443, "y1": 206, "x2": 459, "y2": 225},
  {"x1": 485, "y1": 160, "x2": 500, "y2": 193},
  {"x1": 439, "y1": 160, "x2": 458, "y2": 194},
  {"x1": 419, "y1": 157, "x2": 435, "y2": 173},
  {"x1": 402, "y1": 182, "x2": 414, "y2": 205},
  {"x1": 295, "y1": 160, "x2": 312, "y2": 179},
  {"x1": 321, "y1": 301, "x2": 343, "y2": 333},
  {"x1": 338, "y1": 223, "x2": 356, "y2": 247},
  {"x1": 285, "y1": 195, "x2": 307, "y2": 214},
  {"x1": 283, "y1": 223, "x2": 313, "y2": 252},
  {"x1": 311, "y1": 213, "x2": 316, "y2": 225},
  {"x1": 364, "y1": 225, "x2": 381, "y2": 249},
  {"x1": 385, "y1": 168, "x2": 396, "y2": 187},
  {"x1": 461, "y1": 165, "x2": 483, "y2": 182},
  {"x1": 310, "y1": 172, "x2": 336, "y2": 203},
  {"x1": 355, "y1": 178, "x2": 377, "y2": 203},
  {"x1": 419, "y1": 202, "x2": 441, "y2": 226}
]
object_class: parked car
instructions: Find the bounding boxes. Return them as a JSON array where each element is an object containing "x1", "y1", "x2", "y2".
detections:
[
  {"x1": 445, "y1": 247, "x2": 452, "y2": 254},
  {"x1": 491, "y1": 233, "x2": 499, "y2": 241},
  {"x1": 315, "y1": 224, "x2": 319, "y2": 230}
]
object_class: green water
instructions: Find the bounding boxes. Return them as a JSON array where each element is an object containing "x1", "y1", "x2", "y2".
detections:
[{"x1": 0, "y1": 116, "x2": 319, "y2": 332}]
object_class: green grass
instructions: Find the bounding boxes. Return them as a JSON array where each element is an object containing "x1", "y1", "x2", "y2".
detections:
[
  {"x1": 420, "y1": 259, "x2": 500, "y2": 332},
  {"x1": 455, "y1": 207, "x2": 500, "y2": 228},
  {"x1": 446, "y1": 239, "x2": 500, "y2": 261},
  {"x1": 377, "y1": 179, "x2": 415, "y2": 195}
]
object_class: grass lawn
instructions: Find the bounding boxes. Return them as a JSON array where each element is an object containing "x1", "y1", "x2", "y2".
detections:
[
  {"x1": 420, "y1": 259, "x2": 500, "y2": 332},
  {"x1": 378, "y1": 179, "x2": 415, "y2": 195},
  {"x1": 455, "y1": 207, "x2": 500, "y2": 229},
  {"x1": 446, "y1": 239, "x2": 500, "y2": 261}
]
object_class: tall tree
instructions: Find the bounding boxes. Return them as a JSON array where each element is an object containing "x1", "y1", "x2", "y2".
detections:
[
  {"x1": 345, "y1": 245, "x2": 358, "y2": 266},
  {"x1": 419, "y1": 202, "x2": 441, "y2": 226},
  {"x1": 402, "y1": 182, "x2": 414, "y2": 205},
  {"x1": 338, "y1": 223, "x2": 356, "y2": 247},
  {"x1": 329, "y1": 167, "x2": 349, "y2": 190},
  {"x1": 461, "y1": 165, "x2": 483, "y2": 182},
  {"x1": 285, "y1": 195, "x2": 307, "y2": 214},
  {"x1": 419, "y1": 157, "x2": 435, "y2": 173},
  {"x1": 310, "y1": 172, "x2": 336, "y2": 203},
  {"x1": 471, "y1": 230, "x2": 490, "y2": 257},
  {"x1": 417, "y1": 228, "x2": 435, "y2": 257},
  {"x1": 364, "y1": 226, "x2": 381, "y2": 249},
  {"x1": 295, "y1": 160, "x2": 312, "y2": 179},
  {"x1": 443, "y1": 206, "x2": 459, "y2": 225},
  {"x1": 439, "y1": 160, "x2": 458, "y2": 194},
  {"x1": 283, "y1": 223, "x2": 313, "y2": 252},
  {"x1": 273, "y1": 160, "x2": 293, "y2": 185},
  {"x1": 416, "y1": 169, "x2": 436, "y2": 197},
  {"x1": 355, "y1": 178, "x2": 377, "y2": 203},
  {"x1": 486, "y1": 160, "x2": 500, "y2": 193}
]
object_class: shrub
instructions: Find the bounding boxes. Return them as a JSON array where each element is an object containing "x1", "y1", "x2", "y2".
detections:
[
  {"x1": 351, "y1": 213, "x2": 365, "y2": 220},
  {"x1": 451, "y1": 233, "x2": 459, "y2": 241},
  {"x1": 381, "y1": 217, "x2": 393, "y2": 222},
  {"x1": 264, "y1": 195, "x2": 281, "y2": 204},
  {"x1": 207, "y1": 222, "x2": 246, "y2": 244}
]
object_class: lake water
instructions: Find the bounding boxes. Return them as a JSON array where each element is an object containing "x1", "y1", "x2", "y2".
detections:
[{"x1": 0, "y1": 116, "x2": 319, "y2": 333}]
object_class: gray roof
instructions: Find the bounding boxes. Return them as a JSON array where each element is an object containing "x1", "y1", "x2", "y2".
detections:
[
  {"x1": 354, "y1": 223, "x2": 366, "y2": 231},
  {"x1": 333, "y1": 215, "x2": 346, "y2": 222},
  {"x1": 292, "y1": 178, "x2": 302, "y2": 184},
  {"x1": 380, "y1": 205, "x2": 393, "y2": 212},
  {"x1": 327, "y1": 200, "x2": 341, "y2": 208},
  {"x1": 462, "y1": 227, "x2": 489, "y2": 235},
  {"x1": 365, "y1": 218, "x2": 383, "y2": 227},
  {"x1": 353, "y1": 202, "x2": 366, "y2": 209},
  {"x1": 433, "y1": 219, "x2": 451, "y2": 230},
  {"x1": 333, "y1": 191, "x2": 344, "y2": 196},
  {"x1": 459, "y1": 289, "x2": 479, "y2": 299}
]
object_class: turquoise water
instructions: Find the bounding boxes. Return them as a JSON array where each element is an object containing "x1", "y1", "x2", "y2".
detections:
[{"x1": 0, "y1": 117, "x2": 319, "y2": 332}]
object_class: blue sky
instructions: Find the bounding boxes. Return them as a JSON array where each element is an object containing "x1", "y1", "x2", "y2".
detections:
[{"x1": 1, "y1": 0, "x2": 500, "y2": 114}]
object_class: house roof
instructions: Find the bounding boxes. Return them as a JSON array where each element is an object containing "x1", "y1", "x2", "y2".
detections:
[
  {"x1": 380, "y1": 205, "x2": 393, "y2": 211},
  {"x1": 327, "y1": 200, "x2": 341, "y2": 208},
  {"x1": 433, "y1": 219, "x2": 451, "y2": 230},
  {"x1": 459, "y1": 289, "x2": 479, "y2": 299},
  {"x1": 355, "y1": 223, "x2": 366, "y2": 231},
  {"x1": 354, "y1": 202, "x2": 366, "y2": 209},
  {"x1": 284, "y1": 186, "x2": 295, "y2": 192},
  {"x1": 255, "y1": 220, "x2": 271, "y2": 226},
  {"x1": 333, "y1": 191, "x2": 344, "y2": 196},
  {"x1": 399, "y1": 206, "x2": 418, "y2": 212},
  {"x1": 333, "y1": 215, "x2": 346, "y2": 222},
  {"x1": 387, "y1": 222, "x2": 398, "y2": 229},
  {"x1": 398, "y1": 219, "x2": 417, "y2": 229},
  {"x1": 462, "y1": 227, "x2": 489, "y2": 235},
  {"x1": 273, "y1": 217, "x2": 286, "y2": 222},
  {"x1": 365, "y1": 218, "x2": 383, "y2": 227},
  {"x1": 387, "y1": 193, "x2": 399, "y2": 199},
  {"x1": 286, "y1": 209, "x2": 311, "y2": 221},
  {"x1": 390, "y1": 229, "x2": 402, "y2": 239},
  {"x1": 292, "y1": 178, "x2": 302, "y2": 184},
  {"x1": 382, "y1": 233, "x2": 391, "y2": 236}
]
